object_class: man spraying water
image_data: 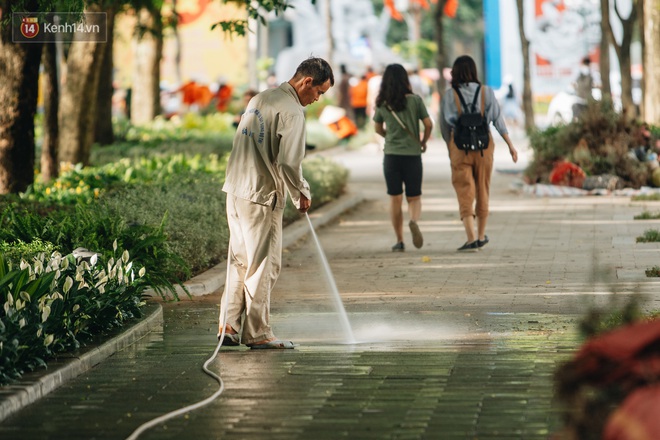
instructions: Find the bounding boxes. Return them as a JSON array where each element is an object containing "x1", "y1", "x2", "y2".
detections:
[{"x1": 220, "y1": 57, "x2": 335, "y2": 349}]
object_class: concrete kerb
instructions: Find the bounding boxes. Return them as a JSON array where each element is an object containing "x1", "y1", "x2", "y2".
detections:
[
  {"x1": 0, "y1": 189, "x2": 363, "y2": 421},
  {"x1": 0, "y1": 303, "x2": 163, "y2": 423}
]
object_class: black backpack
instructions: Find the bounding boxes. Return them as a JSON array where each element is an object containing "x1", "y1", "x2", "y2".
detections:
[{"x1": 452, "y1": 85, "x2": 490, "y2": 155}]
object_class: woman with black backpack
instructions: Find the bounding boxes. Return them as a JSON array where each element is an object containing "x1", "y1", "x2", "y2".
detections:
[{"x1": 439, "y1": 55, "x2": 518, "y2": 252}]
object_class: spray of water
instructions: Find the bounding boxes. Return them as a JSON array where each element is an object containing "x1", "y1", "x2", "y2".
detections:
[{"x1": 305, "y1": 213, "x2": 356, "y2": 344}]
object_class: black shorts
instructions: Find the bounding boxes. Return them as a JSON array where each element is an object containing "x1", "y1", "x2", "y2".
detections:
[{"x1": 383, "y1": 154, "x2": 423, "y2": 197}]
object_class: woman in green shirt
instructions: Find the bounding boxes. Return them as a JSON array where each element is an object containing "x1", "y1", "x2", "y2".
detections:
[{"x1": 373, "y1": 63, "x2": 433, "y2": 252}]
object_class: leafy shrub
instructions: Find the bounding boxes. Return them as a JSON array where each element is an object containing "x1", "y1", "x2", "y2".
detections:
[
  {"x1": 0, "y1": 248, "x2": 146, "y2": 384},
  {"x1": 284, "y1": 156, "x2": 350, "y2": 223},
  {"x1": 525, "y1": 100, "x2": 650, "y2": 188},
  {"x1": 101, "y1": 172, "x2": 227, "y2": 278},
  {"x1": 27, "y1": 154, "x2": 228, "y2": 205},
  {"x1": 113, "y1": 113, "x2": 235, "y2": 146},
  {"x1": 0, "y1": 239, "x2": 55, "y2": 265},
  {"x1": 0, "y1": 203, "x2": 185, "y2": 299}
]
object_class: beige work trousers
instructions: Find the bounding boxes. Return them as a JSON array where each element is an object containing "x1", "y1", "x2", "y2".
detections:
[
  {"x1": 448, "y1": 136, "x2": 495, "y2": 220},
  {"x1": 221, "y1": 194, "x2": 283, "y2": 345}
]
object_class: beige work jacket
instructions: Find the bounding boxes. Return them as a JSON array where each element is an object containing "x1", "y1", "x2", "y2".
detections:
[{"x1": 222, "y1": 82, "x2": 311, "y2": 210}]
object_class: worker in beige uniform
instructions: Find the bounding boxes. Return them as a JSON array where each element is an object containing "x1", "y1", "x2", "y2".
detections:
[{"x1": 219, "y1": 57, "x2": 334, "y2": 349}]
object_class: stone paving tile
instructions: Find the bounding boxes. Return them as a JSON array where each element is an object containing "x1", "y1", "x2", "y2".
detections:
[{"x1": 0, "y1": 301, "x2": 580, "y2": 440}]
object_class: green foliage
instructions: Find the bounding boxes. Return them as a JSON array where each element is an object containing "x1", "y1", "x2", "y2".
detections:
[
  {"x1": 101, "y1": 172, "x2": 227, "y2": 279},
  {"x1": 0, "y1": 202, "x2": 185, "y2": 300},
  {"x1": 525, "y1": 100, "x2": 650, "y2": 188},
  {"x1": 633, "y1": 211, "x2": 660, "y2": 220},
  {"x1": 631, "y1": 193, "x2": 660, "y2": 201},
  {"x1": 577, "y1": 296, "x2": 647, "y2": 338},
  {"x1": 212, "y1": 0, "x2": 293, "y2": 35},
  {"x1": 25, "y1": 153, "x2": 228, "y2": 204},
  {"x1": 392, "y1": 39, "x2": 438, "y2": 69},
  {"x1": 645, "y1": 266, "x2": 660, "y2": 277},
  {"x1": 0, "y1": 249, "x2": 146, "y2": 385},
  {"x1": 635, "y1": 229, "x2": 660, "y2": 243},
  {"x1": 284, "y1": 156, "x2": 349, "y2": 223},
  {"x1": 0, "y1": 239, "x2": 56, "y2": 265}
]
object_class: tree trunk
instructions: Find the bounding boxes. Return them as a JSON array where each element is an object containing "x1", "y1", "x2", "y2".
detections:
[
  {"x1": 41, "y1": 42, "x2": 59, "y2": 183},
  {"x1": 0, "y1": 0, "x2": 43, "y2": 194},
  {"x1": 433, "y1": 1, "x2": 447, "y2": 93},
  {"x1": 643, "y1": 0, "x2": 660, "y2": 125},
  {"x1": 131, "y1": 7, "x2": 163, "y2": 125},
  {"x1": 58, "y1": 33, "x2": 106, "y2": 166},
  {"x1": 94, "y1": 8, "x2": 116, "y2": 146},
  {"x1": 516, "y1": 0, "x2": 535, "y2": 133},
  {"x1": 608, "y1": 0, "x2": 639, "y2": 118},
  {"x1": 599, "y1": 0, "x2": 612, "y2": 100}
]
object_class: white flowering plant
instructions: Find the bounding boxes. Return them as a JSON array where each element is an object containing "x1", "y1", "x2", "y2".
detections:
[{"x1": 0, "y1": 241, "x2": 147, "y2": 384}]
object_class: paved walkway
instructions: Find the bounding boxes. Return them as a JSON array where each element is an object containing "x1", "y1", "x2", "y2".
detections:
[{"x1": 2, "y1": 134, "x2": 659, "y2": 439}]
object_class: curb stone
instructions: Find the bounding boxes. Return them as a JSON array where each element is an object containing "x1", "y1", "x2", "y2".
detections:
[{"x1": 0, "y1": 303, "x2": 163, "y2": 423}]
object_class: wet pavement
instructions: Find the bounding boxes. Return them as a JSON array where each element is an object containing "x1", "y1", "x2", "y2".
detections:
[{"x1": 2, "y1": 134, "x2": 659, "y2": 439}]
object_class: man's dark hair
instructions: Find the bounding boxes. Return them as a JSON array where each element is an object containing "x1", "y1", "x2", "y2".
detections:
[
  {"x1": 293, "y1": 57, "x2": 335, "y2": 87},
  {"x1": 375, "y1": 63, "x2": 412, "y2": 112},
  {"x1": 450, "y1": 55, "x2": 480, "y2": 88}
]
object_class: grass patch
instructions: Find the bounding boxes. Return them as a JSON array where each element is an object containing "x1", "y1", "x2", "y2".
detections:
[
  {"x1": 645, "y1": 266, "x2": 660, "y2": 277},
  {"x1": 632, "y1": 193, "x2": 660, "y2": 201},
  {"x1": 633, "y1": 211, "x2": 660, "y2": 220},
  {"x1": 636, "y1": 228, "x2": 660, "y2": 242}
]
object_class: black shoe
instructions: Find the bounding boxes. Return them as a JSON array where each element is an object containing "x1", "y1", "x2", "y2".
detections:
[
  {"x1": 457, "y1": 241, "x2": 479, "y2": 252},
  {"x1": 477, "y1": 235, "x2": 489, "y2": 248},
  {"x1": 217, "y1": 332, "x2": 240, "y2": 346},
  {"x1": 409, "y1": 220, "x2": 423, "y2": 249},
  {"x1": 392, "y1": 242, "x2": 405, "y2": 252}
]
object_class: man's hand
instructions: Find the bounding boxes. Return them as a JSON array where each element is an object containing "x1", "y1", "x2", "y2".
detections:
[{"x1": 298, "y1": 194, "x2": 311, "y2": 213}]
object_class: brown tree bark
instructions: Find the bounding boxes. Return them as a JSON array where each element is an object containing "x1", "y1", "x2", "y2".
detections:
[
  {"x1": 41, "y1": 42, "x2": 59, "y2": 183},
  {"x1": 642, "y1": 0, "x2": 659, "y2": 124},
  {"x1": 58, "y1": 4, "x2": 107, "y2": 166},
  {"x1": 516, "y1": 0, "x2": 535, "y2": 133},
  {"x1": 131, "y1": 7, "x2": 163, "y2": 125},
  {"x1": 94, "y1": 7, "x2": 116, "y2": 146},
  {"x1": 0, "y1": 0, "x2": 43, "y2": 194},
  {"x1": 433, "y1": 1, "x2": 447, "y2": 93},
  {"x1": 607, "y1": 0, "x2": 639, "y2": 118},
  {"x1": 599, "y1": 0, "x2": 612, "y2": 100}
]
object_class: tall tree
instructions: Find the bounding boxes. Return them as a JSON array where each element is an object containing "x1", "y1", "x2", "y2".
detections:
[
  {"x1": 607, "y1": 0, "x2": 640, "y2": 118},
  {"x1": 58, "y1": 4, "x2": 108, "y2": 166},
  {"x1": 515, "y1": 0, "x2": 534, "y2": 133},
  {"x1": 643, "y1": 0, "x2": 659, "y2": 124},
  {"x1": 433, "y1": 0, "x2": 448, "y2": 92},
  {"x1": 41, "y1": 42, "x2": 59, "y2": 182},
  {"x1": 130, "y1": 4, "x2": 162, "y2": 125},
  {"x1": 599, "y1": 0, "x2": 612, "y2": 100},
  {"x1": 0, "y1": 0, "x2": 43, "y2": 193},
  {"x1": 94, "y1": 6, "x2": 116, "y2": 146}
]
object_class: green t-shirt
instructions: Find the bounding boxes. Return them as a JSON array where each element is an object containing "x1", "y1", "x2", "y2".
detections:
[{"x1": 373, "y1": 94, "x2": 429, "y2": 156}]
